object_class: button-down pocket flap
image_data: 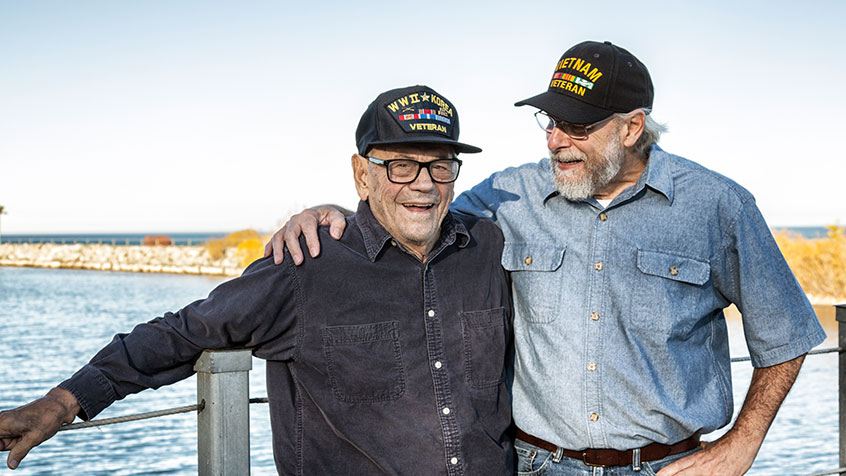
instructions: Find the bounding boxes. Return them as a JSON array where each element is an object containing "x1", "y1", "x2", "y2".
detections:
[
  {"x1": 636, "y1": 249, "x2": 710, "y2": 285},
  {"x1": 501, "y1": 244, "x2": 566, "y2": 272}
]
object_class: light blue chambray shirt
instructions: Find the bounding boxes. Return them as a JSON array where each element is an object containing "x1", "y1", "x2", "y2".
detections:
[{"x1": 452, "y1": 144, "x2": 826, "y2": 450}]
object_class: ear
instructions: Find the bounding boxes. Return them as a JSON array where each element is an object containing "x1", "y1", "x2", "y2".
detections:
[
  {"x1": 351, "y1": 154, "x2": 370, "y2": 201},
  {"x1": 622, "y1": 110, "x2": 646, "y2": 148}
]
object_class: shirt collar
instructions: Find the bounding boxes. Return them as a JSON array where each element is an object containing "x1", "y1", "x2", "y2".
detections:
[
  {"x1": 354, "y1": 200, "x2": 470, "y2": 262},
  {"x1": 639, "y1": 144, "x2": 674, "y2": 204},
  {"x1": 541, "y1": 144, "x2": 675, "y2": 206}
]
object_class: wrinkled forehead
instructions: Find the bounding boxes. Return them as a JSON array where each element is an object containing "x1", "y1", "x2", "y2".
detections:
[{"x1": 367, "y1": 143, "x2": 457, "y2": 159}]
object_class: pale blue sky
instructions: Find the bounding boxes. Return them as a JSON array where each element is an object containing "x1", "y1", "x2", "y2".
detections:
[{"x1": 1, "y1": 0, "x2": 844, "y2": 233}]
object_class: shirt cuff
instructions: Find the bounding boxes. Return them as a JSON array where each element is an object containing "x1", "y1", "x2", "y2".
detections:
[
  {"x1": 58, "y1": 364, "x2": 118, "y2": 421},
  {"x1": 750, "y1": 325, "x2": 828, "y2": 368}
]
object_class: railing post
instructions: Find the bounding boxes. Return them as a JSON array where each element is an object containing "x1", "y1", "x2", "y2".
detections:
[
  {"x1": 194, "y1": 349, "x2": 253, "y2": 476},
  {"x1": 838, "y1": 304, "x2": 846, "y2": 469}
]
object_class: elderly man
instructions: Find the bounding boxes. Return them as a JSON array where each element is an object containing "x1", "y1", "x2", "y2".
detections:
[
  {"x1": 0, "y1": 85, "x2": 514, "y2": 475},
  {"x1": 269, "y1": 41, "x2": 825, "y2": 475}
]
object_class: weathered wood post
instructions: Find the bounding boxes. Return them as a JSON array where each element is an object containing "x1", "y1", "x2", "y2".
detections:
[
  {"x1": 838, "y1": 304, "x2": 846, "y2": 468},
  {"x1": 195, "y1": 349, "x2": 253, "y2": 476}
]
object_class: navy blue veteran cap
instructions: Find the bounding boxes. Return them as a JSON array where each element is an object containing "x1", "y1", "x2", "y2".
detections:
[
  {"x1": 515, "y1": 41, "x2": 654, "y2": 124},
  {"x1": 356, "y1": 85, "x2": 481, "y2": 156}
]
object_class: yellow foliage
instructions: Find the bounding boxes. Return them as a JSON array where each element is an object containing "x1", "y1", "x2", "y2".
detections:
[
  {"x1": 204, "y1": 229, "x2": 268, "y2": 268},
  {"x1": 224, "y1": 229, "x2": 260, "y2": 247},
  {"x1": 205, "y1": 239, "x2": 226, "y2": 260},
  {"x1": 774, "y1": 226, "x2": 846, "y2": 299},
  {"x1": 236, "y1": 238, "x2": 265, "y2": 268}
]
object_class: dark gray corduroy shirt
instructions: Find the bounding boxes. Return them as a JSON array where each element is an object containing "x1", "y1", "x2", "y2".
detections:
[{"x1": 60, "y1": 201, "x2": 514, "y2": 476}]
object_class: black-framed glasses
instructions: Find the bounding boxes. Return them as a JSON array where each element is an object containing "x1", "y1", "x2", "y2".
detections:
[
  {"x1": 534, "y1": 111, "x2": 616, "y2": 140},
  {"x1": 367, "y1": 157, "x2": 462, "y2": 184}
]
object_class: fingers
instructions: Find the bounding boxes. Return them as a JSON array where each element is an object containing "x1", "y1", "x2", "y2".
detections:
[
  {"x1": 327, "y1": 211, "x2": 347, "y2": 240},
  {"x1": 7, "y1": 435, "x2": 36, "y2": 470},
  {"x1": 270, "y1": 207, "x2": 347, "y2": 266},
  {"x1": 270, "y1": 226, "x2": 289, "y2": 265},
  {"x1": 656, "y1": 451, "x2": 700, "y2": 476},
  {"x1": 282, "y1": 223, "x2": 307, "y2": 265}
]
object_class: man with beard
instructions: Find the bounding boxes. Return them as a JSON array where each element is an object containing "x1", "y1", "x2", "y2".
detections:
[{"x1": 266, "y1": 41, "x2": 824, "y2": 475}]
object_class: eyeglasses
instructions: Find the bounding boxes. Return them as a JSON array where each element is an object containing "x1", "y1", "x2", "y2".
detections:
[
  {"x1": 534, "y1": 111, "x2": 616, "y2": 140},
  {"x1": 367, "y1": 157, "x2": 462, "y2": 184}
]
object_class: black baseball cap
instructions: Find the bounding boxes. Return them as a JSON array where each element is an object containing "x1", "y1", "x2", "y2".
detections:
[
  {"x1": 515, "y1": 41, "x2": 654, "y2": 124},
  {"x1": 356, "y1": 85, "x2": 481, "y2": 156}
]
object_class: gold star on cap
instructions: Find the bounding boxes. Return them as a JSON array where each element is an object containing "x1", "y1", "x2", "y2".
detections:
[{"x1": 420, "y1": 92, "x2": 431, "y2": 102}]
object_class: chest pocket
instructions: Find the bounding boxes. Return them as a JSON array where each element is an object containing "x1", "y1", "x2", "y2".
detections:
[
  {"x1": 321, "y1": 321, "x2": 406, "y2": 403},
  {"x1": 501, "y1": 243, "x2": 566, "y2": 323},
  {"x1": 632, "y1": 249, "x2": 711, "y2": 334},
  {"x1": 461, "y1": 307, "x2": 507, "y2": 390}
]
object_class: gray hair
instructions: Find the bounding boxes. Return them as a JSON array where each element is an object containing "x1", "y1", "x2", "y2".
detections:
[{"x1": 615, "y1": 109, "x2": 667, "y2": 158}]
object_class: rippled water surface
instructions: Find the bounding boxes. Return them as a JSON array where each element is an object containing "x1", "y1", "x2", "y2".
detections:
[{"x1": 0, "y1": 267, "x2": 840, "y2": 475}]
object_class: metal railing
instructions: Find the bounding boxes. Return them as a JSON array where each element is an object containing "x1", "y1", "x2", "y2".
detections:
[{"x1": 52, "y1": 305, "x2": 846, "y2": 476}]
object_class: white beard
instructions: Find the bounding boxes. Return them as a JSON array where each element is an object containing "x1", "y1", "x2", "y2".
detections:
[{"x1": 550, "y1": 132, "x2": 625, "y2": 201}]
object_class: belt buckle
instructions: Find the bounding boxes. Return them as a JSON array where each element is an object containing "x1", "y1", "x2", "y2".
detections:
[{"x1": 582, "y1": 451, "x2": 607, "y2": 468}]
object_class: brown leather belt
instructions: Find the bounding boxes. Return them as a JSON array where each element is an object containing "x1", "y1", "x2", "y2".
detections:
[{"x1": 515, "y1": 428, "x2": 700, "y2": 468}]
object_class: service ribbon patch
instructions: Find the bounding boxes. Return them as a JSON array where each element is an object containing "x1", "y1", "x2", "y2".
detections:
[
  {"x1": 549, "y1": 56, "x2": 604, "y2": 97},
  {"x1": 386, "y1": 91, "x2": 455, "y2": 136}
]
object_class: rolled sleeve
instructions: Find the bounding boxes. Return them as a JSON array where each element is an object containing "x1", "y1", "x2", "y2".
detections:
[{"x1": 719, "y1": 197, "x2": 826, "y2": 367}]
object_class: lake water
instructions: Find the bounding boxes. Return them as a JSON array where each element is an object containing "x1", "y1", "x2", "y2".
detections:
[{"x1": 0, "y1": 266, "x2": 841, "y2": 475}]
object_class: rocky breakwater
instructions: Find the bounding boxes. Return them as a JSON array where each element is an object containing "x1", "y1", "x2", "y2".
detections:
[{"x1": 0, "y1": 243, "x2": 244, "y2": 277}]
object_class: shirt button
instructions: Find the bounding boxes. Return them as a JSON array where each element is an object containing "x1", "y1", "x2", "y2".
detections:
[
  {"x1": 434, "y1": 361, "x2": 442, "y2": 369},
  {"x1": 442, "y1": 407, "x2": 451, "y2": 415},
  {"x1": 599, "y1": 212, "x2": 608, "y2": 221},
  {"x1": 587, "y1": 362, "x2": 597, "y2": 371},
  {"x1": 590, "y1": 312, "x2": 600, "y2": 321},
  {"x1": 524, "y1": 256, "x2": 533, "y2": 266},
  {"x1": 391, "y1": 240, "x2": 397, "y2": 246},
  {"x1": 589, "y1": 412, "x2": 599, "y2": 422},
  {"x1": 594, "y1": 261, "x2": 604, "y2": 271},
  {"x1": 669, "y1": 266, "x2": 679, "y2": 276},
  {"x1": 428, "y1": 310, "x2": 435, "y2": 317},
  {"x1": 450, "y1": 457, "x2": 458, "y2": 465}
]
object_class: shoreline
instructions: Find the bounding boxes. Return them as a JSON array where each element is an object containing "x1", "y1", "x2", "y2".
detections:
[
  {"x1": 1, "y1": 243, "x2": 843, "y2": 306},
  {"x1": 0, "y1": 243, "x2": 244, "y2": 277}
]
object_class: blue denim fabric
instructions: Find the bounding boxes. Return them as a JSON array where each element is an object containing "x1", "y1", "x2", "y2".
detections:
[
  {"x1": 515, "y1": 438, "x2": 701, "y2": 476},
  {"x1": 452, "y1": 145, "x2": 826, "y2": 450},
  {"x1": 61, "y1": 201, "x2": 514, "y2": 476}
]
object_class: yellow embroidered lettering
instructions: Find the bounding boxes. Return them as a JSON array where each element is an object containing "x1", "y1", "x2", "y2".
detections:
[
  {"x1": 430, "y1": 95, "x2": 453, "y2": 117},
  {"x1": 572, "y1": 58, "x2": 584, "y2": 72},
  {"x1": 586, "y1": 68, "x2": 603, "y2": 82},
  {"x1": 409, "y1": 93, "x2": 420, "y2": 104},
  {"x1": 409, "y1": 123, "x2": 446, "y2": 133}
]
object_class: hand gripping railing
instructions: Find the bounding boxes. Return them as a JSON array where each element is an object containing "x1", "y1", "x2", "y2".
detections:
[{"x1": 57, "y1": 348, "x2": 258, "y2": 476}]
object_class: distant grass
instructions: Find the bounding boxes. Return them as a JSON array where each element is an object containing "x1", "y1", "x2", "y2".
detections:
[
  {"x1": 774, "y1": 225, "x2": 846, "y2": 300},
  {"x1": 205, "y1": 229, "x2": 267, "y2": 269}
]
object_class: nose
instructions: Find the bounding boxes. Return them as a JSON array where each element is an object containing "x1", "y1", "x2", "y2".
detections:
[
  {"x1": 408, "y1": 164, "x2": 435, "y2": 191},
  {"x1": 547, "y1": 126, "x2": 574, "y2": 151}
]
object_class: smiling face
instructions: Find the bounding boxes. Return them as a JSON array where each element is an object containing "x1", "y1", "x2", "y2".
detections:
[
  {"x1": 546, "y1": 110, "x2": 647, "y2": 201},
  {"x1": 352, "y1": 143, "x2": 456, "y2": 261},
  {"x1": 549, "y1": 127, "x2": 626, "y2": 200}
]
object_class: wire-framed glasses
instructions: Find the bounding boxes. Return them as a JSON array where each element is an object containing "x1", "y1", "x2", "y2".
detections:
[{"x1": 534, "y1": 111, "x2": 615, "y2": 140}]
